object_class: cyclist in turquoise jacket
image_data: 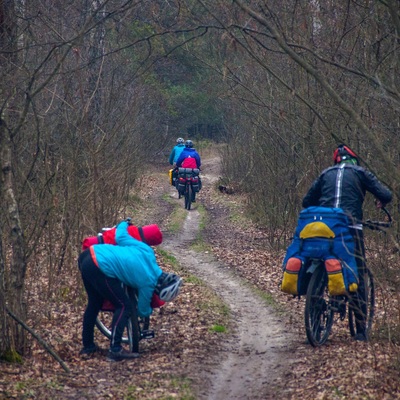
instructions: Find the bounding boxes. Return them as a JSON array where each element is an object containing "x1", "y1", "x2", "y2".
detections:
[
  {"x1": 79, "y1": 221, "x2": 182, "y2": 361},
  {"x1": 168, "y1": 137, "x2": 186, "y2": 165}
]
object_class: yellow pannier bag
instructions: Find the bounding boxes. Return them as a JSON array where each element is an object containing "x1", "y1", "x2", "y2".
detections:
[
  {"x1": 169, "y1": 169, "x2": 174, "y2": 186},
  {"x1": 281, "y1": 257, "x2": 303, "y2": 295},
  {"x1": 324, "y1": 259, "x2": 358, "y2": 296}
]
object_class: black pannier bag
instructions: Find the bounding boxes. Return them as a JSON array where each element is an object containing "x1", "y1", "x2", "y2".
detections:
[{"x1": 178, "y1": 168, "x2": 200, "y2": 193}]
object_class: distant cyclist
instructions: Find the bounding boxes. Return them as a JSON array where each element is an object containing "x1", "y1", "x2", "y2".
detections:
[
  {"x1": 302, "y1": 144, "x2": 392, "y2": 341},
  {"x1": 176, "y1": 140, "x2": 201, "y2": 169},
  {"x1": 169, "y1": 137, "x2": 186, "y2": 187},
  {"x1": 176, "y1": 140, "x2": 202, "y2": 202},
  {"x1": 169, "y1": 137, "x2": 186, "y2": 166},
  {"x1": 78, "y1": 221, "x2": 183, "y2": 361}
]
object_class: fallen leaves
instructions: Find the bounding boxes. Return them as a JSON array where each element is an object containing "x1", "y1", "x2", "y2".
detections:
[{"x1": 2, "y1": 157, "x2": 400, "y2": 399}]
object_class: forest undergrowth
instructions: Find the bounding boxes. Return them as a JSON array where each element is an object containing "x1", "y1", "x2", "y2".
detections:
[{"x1": 1, "y1": 154, "x2": 400, "y2": 399}]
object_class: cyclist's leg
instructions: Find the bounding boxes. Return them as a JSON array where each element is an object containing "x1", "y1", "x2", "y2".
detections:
[
  {"x1": 106, "y1": 282, "x2": 133, "y2": 351},
  {"x1": 350, "y1": 228, "x2": 367, "y2": 339},
  {"x1": 80, "y1": 250, "x2": 133, "y2": 351},
  {"x1": 79, "y1": 250, "x2": 104, "y2": 350}
]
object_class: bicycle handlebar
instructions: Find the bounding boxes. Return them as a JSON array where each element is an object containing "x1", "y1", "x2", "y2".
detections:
[{"x1": 362, "y1": 206, "x2": 392, "y2": 231}]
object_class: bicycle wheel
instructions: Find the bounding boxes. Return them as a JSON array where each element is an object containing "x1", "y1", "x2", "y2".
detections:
[
  {"x1": 348, "y1": 268, "x2": 375, "y2": 337},
  {"x1": 126, "y1": 287, "x2": 140, "y2": 353},
  {"x1": 96, "y1": 310, "x2": 134, "y2": 344},
  {"x1": 184, "y1": 183, "x2": 192, "y2": 210},
  {"x1": 305, "y1": 265, "x2": 334, "y2": 346},
  {"x1": 95, "y1": 287, "x2": 141, "y2": 352}
]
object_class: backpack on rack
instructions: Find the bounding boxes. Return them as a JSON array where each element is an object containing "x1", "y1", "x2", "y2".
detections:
[{"x1": 281, "y1": 207, "x2": 359, "y2": 296}]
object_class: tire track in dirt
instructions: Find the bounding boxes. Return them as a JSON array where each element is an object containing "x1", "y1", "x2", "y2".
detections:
[{"x1": 161, "y1": 161, "x2": 297, "y2": 400}]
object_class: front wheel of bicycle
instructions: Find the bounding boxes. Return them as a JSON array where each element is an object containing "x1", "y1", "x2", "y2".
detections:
[
  {"x1": 305, "y1": 264, "x2": 334, "y2": 346},
  {"x1": 348, "y1": 268, "x2": 375, "y2": 338}
]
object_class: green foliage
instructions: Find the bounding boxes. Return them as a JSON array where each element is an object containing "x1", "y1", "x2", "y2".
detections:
[
  {"x1": 2, "y1": 349, "x2": 23, "y2": 363},
  {"x1": 161, "y1": 194, "x2": 188, "y2": 234},
  {"x1": 184, "y1": 275, "x2": 205, "y2": 285},
  {"x1": 210, "y1": 324, "x2": 227, "y2": 333}
]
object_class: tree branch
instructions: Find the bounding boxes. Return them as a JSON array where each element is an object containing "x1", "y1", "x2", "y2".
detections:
[{"x1": 6, "y1": 307, "x2": 70, "y2": 373}]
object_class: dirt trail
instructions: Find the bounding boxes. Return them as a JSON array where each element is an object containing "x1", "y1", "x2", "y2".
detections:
[{"x1": 161, "y1": 157, "x2": 296, "y2": 400}]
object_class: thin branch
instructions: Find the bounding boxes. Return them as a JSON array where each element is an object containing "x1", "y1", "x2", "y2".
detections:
[
  {"x1": 6, "y1": 307, "x2": 70, "y2": 373},
  {"x1": 233, "y1": 0, "x2": 400, "y2": 188}
]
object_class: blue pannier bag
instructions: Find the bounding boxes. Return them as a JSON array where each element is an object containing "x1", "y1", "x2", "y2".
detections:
[{"x1": 281, "y1": 207, "x2": 359, "y2": 296}]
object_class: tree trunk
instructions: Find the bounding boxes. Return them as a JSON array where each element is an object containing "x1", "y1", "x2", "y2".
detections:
[{"x1": 0, "y1": 0, "x2": 27, "y2": 357}]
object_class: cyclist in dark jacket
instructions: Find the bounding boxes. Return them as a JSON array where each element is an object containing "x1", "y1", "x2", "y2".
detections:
[{"x1": 302, "y1": 144, "x2": 392, "y2": 341}]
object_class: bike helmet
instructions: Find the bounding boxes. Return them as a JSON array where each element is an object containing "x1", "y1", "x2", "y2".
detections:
[
  {"x1": 185, "y1": 140, "x2": 193, "y2": 148},
  {"x1": 177, "y1": 137, "x2": 184, "y2": 144},
  {"x1": 333, "y1": 144, "x2": 359, "y2": 165},
  {"x1": 155, "y1": 272, "x2": 183, "y2": 302}
]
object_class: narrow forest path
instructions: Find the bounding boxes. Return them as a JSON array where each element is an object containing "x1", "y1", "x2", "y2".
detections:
[{"x1": 161, "y1": 157, "x2": 297, "y2": 399}]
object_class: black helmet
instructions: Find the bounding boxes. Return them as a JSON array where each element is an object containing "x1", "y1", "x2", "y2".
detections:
[
  {"x1": 176, "y1": 137, "x2": 184, "y2": 144},
  {"x1": 333, "y1": 144, "x2": 359, "y2": 165},
  {"x1": 185, "y1": 140, "x2": 193, "y2": 148}
]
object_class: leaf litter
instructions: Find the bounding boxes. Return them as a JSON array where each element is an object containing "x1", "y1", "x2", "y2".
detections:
[{"x1": 1, "y1": 155, "x2": 400, "y2": 399}]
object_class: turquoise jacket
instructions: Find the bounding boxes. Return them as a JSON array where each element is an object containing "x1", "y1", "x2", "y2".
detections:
[
  {"x1": 91, "y1": 221, "x2": 162, "y2": 317},
  {"x1": 169, "y1": 144, "x2": 185, "y2": 165}
]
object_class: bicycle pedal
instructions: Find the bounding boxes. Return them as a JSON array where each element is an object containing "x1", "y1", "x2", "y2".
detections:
[{"x1": 141, "y1": 330, "x2": 155, "y2": 339}]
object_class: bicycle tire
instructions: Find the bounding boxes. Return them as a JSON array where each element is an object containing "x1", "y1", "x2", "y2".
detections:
[
  {"x1": 95, "y1": 310, "x2": 125, "y2": 341},
  {"x1": 95, "y1": 287, "x2": 142, "y2": 352},
  {"x1": 305, "y1": 264, "x2": 334, "y2": 346},
  {"x1": 185, "y1": 183, "x2": 192, "y2": 210},
  {"x1": 348, "y1": 268, "x2": 375, "y2": 337},
  {"x1": 127, "y1": 287, "x2": 140, "y2": 353}
]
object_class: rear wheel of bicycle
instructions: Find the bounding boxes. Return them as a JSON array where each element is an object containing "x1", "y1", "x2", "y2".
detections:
[
  {"x1": 185, "y1": 183, "x2": 192, "y2": 210},
  {"x1": 96, "y1": 310, "x2": 125, "y2": 341},
  {"x1": 126, "y1": 289, "x2": 140, "y2": 353},
  {"x1": 348, "y1": 268, "x2": 375, "y2": 337},
  {"x1": 305, "y1": 265, "x2": 334, "y2": 346},
  {"x1": 95, "y1": 288, "x2": 141, "y2": 352}
]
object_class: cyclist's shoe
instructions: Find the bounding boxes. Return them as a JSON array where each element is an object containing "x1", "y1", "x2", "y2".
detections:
[
  {"x1": 353, "y1": 332, "x2": 368, "y2": 342},
  {"x1": 107, "y1": 348, "x2": 140, "y2": 362},
  {"x1": 79, "y1": 344, "x2": 99, "y2": 356}
]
